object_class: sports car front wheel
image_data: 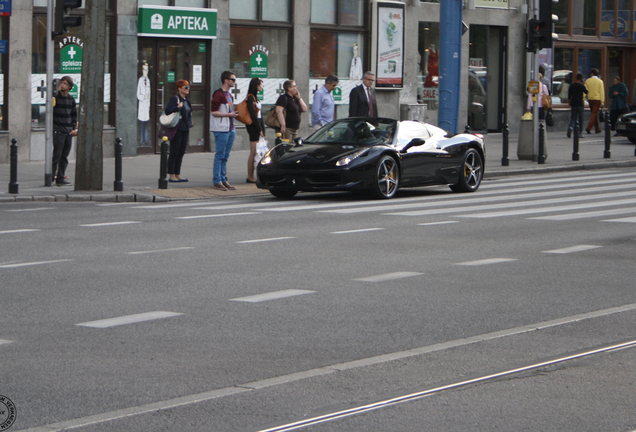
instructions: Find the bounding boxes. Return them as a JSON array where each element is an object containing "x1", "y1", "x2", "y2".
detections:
[
  {"x1": 449, "y1": 148, "x2": 483, "y2": 193},
  {"x1": 372, "y1": 155, "x2": 399, "y2": 199},
  {"x1": 270, "y1": 188, "x2": 298, "y2": 199}
]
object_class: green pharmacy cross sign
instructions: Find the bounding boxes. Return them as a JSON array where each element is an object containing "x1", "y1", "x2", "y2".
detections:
[
  {"x1": 249, "y1": 45, "x2": 269, "y2": 78},
  {"x1": 61, "y1": 44, "x2": 82, "y2": 73},
  {"x1": 138, "y1": 6, "x2": 217, "y2": 39}
]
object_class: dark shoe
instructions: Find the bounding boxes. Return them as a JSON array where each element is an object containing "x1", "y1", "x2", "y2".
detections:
[
  {"x1": 168, "y1": 178, "x2": 179, "y2": 183},
  {"x1": 223, "y1": 182, "x2": 237, "y2": 190},
  {"x1": 595, "y1": 129, "x2": 602, "y2": 134},
  {"x1": 178, "y1": 178, "x2": 189, "y2": 182},
  {"x1": 614, "y1": 133, "x2": 619, "y2": 136},
  {"x1": 56, "y1": 179, "x2": 72, "y2": 186},
  {"x1": 246, "y1": 178, "x2": 257, "y2": 184},
  {"x1": 585, "y1": 129, "x2": 591, "y2": 134},
  {"x1": 213, "y1": 183, "x2": 227, "y2": 191},
  {"x1": 567, "y1": 129, "x2": 572, "y2": 138}
]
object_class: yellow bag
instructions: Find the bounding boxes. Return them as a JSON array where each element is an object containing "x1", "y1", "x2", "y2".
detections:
[
  {"x1": 542, "y1": 92, "x2": 551, "y2": 110},
  {"x1": 521, "y1": 112, "x2": 533, "y2": 120}
]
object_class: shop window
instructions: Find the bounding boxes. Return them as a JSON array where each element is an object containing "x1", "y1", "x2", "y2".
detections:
[
  {"x1": 417, "y1": 21, "x2": 440, "y2": 112},
  {"x1": 578, "y1": 49, "x2": 603, "y2": 77},
  {"x1": 554, "y1": 48, "x2": 574, "y2": 104},
  {"x1": 230, "y1": 0, "x2": 290, "y2": 22},
  {"x1": 230, "y1": 28, "x2": 289, "y2": 78},
  {"x1": 31, "y1": 15, "x2": 114, "y2": 128},
  {"x1": 553, "y1": 0, "x2": 568, "y2": 34},
  {"x1": 309, "y1": 0, "x2": 367, "y2": 119}
]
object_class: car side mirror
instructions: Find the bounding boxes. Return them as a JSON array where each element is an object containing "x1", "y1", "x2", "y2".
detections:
[
  {"x1": 294, "y1": 137, "x2": 304, "y2": 146},
  {"x1": 402, "y1": 138, "x2": 425, "y2": 152}
]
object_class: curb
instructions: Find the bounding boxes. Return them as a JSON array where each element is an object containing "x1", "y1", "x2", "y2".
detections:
[{"x1": 2, "y1": 159, "x2": 636, "y2": 203}]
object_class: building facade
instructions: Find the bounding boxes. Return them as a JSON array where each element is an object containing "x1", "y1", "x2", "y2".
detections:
[{"x1": 1, "y1": 0, "x2": 635, "y2": 163}]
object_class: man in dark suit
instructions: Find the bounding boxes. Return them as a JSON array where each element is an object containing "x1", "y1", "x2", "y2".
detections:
[{"x1": 349, "y1": 71, "x2": 378, "y2": 118}]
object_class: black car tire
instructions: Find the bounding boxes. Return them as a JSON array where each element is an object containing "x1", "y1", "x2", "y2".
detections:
[
  {"x1": 372, "y1": 155, "x2": 399, "y2": 199},
  {"x1": 449, "y1": 148, "x2": 483, "y2": 193},
  {"x1": 270, "y1": 188, "x2": 298, "y2": 199}
]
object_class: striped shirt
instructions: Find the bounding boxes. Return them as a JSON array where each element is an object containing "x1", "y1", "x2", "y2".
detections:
[{"x1": 53, "y1": 93, "x2": 78, "y2": 134}]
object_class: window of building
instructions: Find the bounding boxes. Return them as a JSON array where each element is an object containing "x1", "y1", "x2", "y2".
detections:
[
  {"x1": 417, "y1": 21, "x2": 440, "y2": 112},
  {"x1": 31, "y1": 15, "x2": 115, "y2": 128},
  {"x1": 556, "y1": 0, "x2": 634, "y2": 39},
  {"x1": 230, "y1": 0, "x2": 290, "y2": 22},
  {"x1": 230, "y1": 28, "x2": 290, "y2": 79},
  {"x1": 310, "y1": 0, "x2": 368, "y2": 119},
  {"x1": 0, "y1": 16, "x2": 7, "y2": 130}
]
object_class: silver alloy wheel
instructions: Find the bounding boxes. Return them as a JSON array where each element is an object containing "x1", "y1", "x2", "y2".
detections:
[
  {"x1": 374, "y1": 156, "x2": 399, "y2": 199},
  {"x1": 450, "y1": 148, "x2": 483, "y2": 192}
]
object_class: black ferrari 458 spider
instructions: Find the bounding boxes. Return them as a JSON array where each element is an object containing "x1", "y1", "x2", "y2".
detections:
[{"x1": 257, "y1": 117, "x2": 485, "y2": 199}]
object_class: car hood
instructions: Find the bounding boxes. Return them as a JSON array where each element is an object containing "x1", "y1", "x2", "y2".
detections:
[{"x1": 273, "y1": 143, "x2": 366, "y2": 165}]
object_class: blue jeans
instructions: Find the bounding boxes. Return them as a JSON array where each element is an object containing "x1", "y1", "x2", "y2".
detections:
[
  {"x1": 213, "y1": 129, "x2": 236, "y2": 185},
  {"x1": 568, "y1": 106, "x2": 585, "y2": 134}
]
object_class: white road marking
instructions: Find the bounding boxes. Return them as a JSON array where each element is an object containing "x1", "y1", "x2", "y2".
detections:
[
  {"x1": 386, "y1": 192, "x2": 636, "y2": 217},
  {"x1": 457, "y1": 197, "x2": 636, "y2": 219},
  {"x1": 80, "y1": 221, "x2": 141, "y2": 227},
  {"x1": 230, "y1": 289, "x2": 315, "y2": 303},
  {"x1": 330, "y1": 228, "x2": 385, "y2": 234},
  {"x1": 324, "y1": 184, "x2": 636, "y2": 215},
  {"x1": 176, "y1": 212, "x2": 261, "y2": 220},
  {"x1": 5, "y1": 208, "x2": 50, "y2": 212},
  {"x1": 76, "y1": 311, "x2": 183, "y2": 328},
  {"x1": 529, "y1": 207, "x2": 636, "y2": 220},
  {"x1": 603, "y1": 217, "x2": 636, "y2": 223},
  {"x1": 0, "y1": 229, "x2": 41, "y2": 234},
  {"x1": 127, "y1": 247, "x2": 195, "y2": 255},
  {"x1": 418, "y1": 221, "x2": 459, "y2": 226},
  {"x1": 455, "y1": 258, "x2": 517, "y2": 266},
  {"x1": 0, "y1": 339, "x2": 14, "y2": 346},
  {"x1": 543, "y1": 245, "x2": 602, "y2": 254},
  {"x1": 236, "y1": 236, "x2": 295, "y2": 244},
  {"x1": 20, "y1": 302, "x2": 636, "y2": 432},
  {"x1": 353, "y1": 272, "x2": 423, "y2": 282},
  {"x1": 0, "y1": 259, "x2": 74, "y2": 269}
]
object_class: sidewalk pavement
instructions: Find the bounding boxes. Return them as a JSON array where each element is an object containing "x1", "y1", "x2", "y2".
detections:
[{"x1": 1, "y1": 130, "x2": 636, "y2": 203}]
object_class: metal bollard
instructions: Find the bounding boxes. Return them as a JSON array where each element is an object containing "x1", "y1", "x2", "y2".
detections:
[
  {"x1": 604, "y1": 110, "x2": 611, "y2": 158},
  {"x1": 114, "y1": 137, "x2": 124, "y2": 192},
  {"x1": 464, "y1": 125, "x2": 472, "y2": 134},
  {"x1": 158, "y1": 136, "x2": 169, "y2": 189},
  {"x1": 538, "y1": 123, "x2": 546, "y2": 164},
  {"x1": 9, "y1": 138, "x2": 18, "y2": 194},
  {"x1": 501, "y1": 124, "x2": 509, "y2": 166},
  {"x1": 572, "y1": 121, "x2": 580, "y2": 161}
]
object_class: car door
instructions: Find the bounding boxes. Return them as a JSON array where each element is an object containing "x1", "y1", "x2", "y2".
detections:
[{"x1": 396, "y1": 122, "x2": 444, "y2": 186}]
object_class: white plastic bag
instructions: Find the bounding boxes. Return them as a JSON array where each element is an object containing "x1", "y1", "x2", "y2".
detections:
[{"x1": 254, "y1": 136, "x2": 269, "y2": 171}]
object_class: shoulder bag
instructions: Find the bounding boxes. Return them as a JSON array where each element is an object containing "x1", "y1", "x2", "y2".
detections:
[
  {"x1": 264, "y1": 106, "x2": 284, "y2": 128},
  {"x1": 235, "y1": 97, "x2": 254, "y2": 125},
  {"x1": 160, "y1": 95, "x2": 181, "y2": 128}
]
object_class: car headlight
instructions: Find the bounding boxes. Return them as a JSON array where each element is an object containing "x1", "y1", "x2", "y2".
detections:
[
  {"x1": 260, "y1": 150, "x2": 274, "y2": 165},
  {"x1": 336, "y1": 148, "x2": 370, "y2": 167}
]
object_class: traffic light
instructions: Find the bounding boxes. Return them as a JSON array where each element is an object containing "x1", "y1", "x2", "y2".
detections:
[
  {"x1": 527, "y1": 19, "x2": 542, "y2": 52},
  {"x1": 51, "y1": 78, "x2": 59, "y2": 98},
  {"x1": 54, "y1": 0, "x2": 82, "y2": 36},
  {"x1": 538, "y1": 0, "x2": 558, "y2": 50}
]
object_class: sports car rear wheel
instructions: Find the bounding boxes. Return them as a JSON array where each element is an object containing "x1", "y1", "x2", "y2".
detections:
[
  {"x1": 270, "y1": 188, "x2": 298, "y2": 199},
  {"x1": 449, "y1": 148, "x2": 483, "y2": 193},
  {"x1": 372, "y1": 155, "x2": 399, "y2": 199}
]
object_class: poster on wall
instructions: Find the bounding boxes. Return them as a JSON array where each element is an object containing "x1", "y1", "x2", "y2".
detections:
[{"x1": 375, "y1": 2, "x2": 404, "y2": 89}]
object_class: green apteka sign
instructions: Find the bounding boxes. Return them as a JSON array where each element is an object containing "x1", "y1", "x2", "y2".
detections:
[{"x1": 138, "y1": 6, "x2": 217, "y2": 39}]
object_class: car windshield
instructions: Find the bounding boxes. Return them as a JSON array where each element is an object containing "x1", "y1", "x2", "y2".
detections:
[{"x1": 305, "y1": 119, "x2": 398, "y2": 146}]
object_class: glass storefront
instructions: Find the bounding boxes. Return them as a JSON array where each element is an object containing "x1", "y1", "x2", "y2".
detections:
[{"x1": 417, "y1": 22, "x2": 440, "y2": 112}]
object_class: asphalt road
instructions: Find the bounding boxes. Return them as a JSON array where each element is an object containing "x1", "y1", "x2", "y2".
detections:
[{"x1": 1, "y1": 168, "x2": 636, "y2": 432}]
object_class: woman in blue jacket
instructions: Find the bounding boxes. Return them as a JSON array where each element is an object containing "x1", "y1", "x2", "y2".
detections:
[{"x1": 609, "y1": 76, "x2": 629, "y2": 132}]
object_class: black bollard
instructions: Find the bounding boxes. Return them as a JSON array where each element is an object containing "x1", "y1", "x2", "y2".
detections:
[
  {"x1": 114, "y1": 137, "x2": 124, "y2": 192},
  {"x1": 464, "y1": 125, "x2": 472, "y2": 134},
  {"x1": 572, "y1": 121, "x2": 580, "y2": 161},
  {"x1": 9, "y1": 138, "x2": 18, "y2": 194},
  {"x1": 501, "y1": 124, "x2": 509, "y2": 166},
  {"x1": 159, "y1": 136, "x2": 169, "y2": 189},
  {"x1": 538, "y1": 123, "x2": 546, "y2": 164},
  {"x1": 604, "y1": 110, "x2": 611, "y2": 158}
]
